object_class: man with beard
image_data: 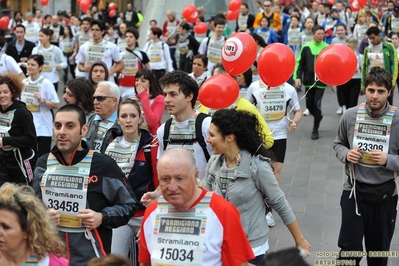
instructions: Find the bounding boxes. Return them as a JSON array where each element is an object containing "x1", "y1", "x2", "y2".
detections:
[
  {"x1": 333, "y1": 67, "x2": 399, "y2": 266},
  {"x1": 33, "y1": 104, "x2": 137, "y2": 266}
]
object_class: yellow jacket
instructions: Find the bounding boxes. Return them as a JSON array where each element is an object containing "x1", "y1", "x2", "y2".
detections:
[
  {"x1": 199, "y1": 97, "x2": 274, "y2": 149},
  {"x1": 253, "y1": 12, "x2": 282, "y2": 31}
]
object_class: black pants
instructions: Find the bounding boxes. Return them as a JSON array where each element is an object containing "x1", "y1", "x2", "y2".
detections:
[
  {"x1": 169, "y1": 47, "x2": 177, "y2": 70},
  {"x1": 53, "y1": 82, "x2": 58, "y2": 93},
  {"x1": 336, "y1": 84, "x2": 345, "y2": 107},
  {"x1": 305, "y1": 87, "x2": 325, "y2": 130},
  {"x1": 337, "y1": 190, "x2": 398, "y2": 266},
  {"x1": 63, "y1": 63, "x2": 76, "y2": 84},
  {"x1": 179, "y1": 53, "x2": 192, "y2": 73},
  {"x1": 338, "y1": 79, "x2": 361, "y2": 109},
  {"x1": 37, "y1": 136, "x2": 52, "y2": 158},
  {"x1": 0, "y1": 156, "x2": 36, "y2": 187},
  {"x1": 152, "y1": 69, "x2": 166, "y2": 84}
]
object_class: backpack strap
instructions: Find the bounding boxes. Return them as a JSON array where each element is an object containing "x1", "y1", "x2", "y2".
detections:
[
  {"x1": 144, "y1": 144, "x2": 152, "y2": 169},
  {"x1": 163, "y1": 114, "x2": 210, "y2": 162},
  {"x1": 163, "y1": 118, "x2": 172, "y2": 150},
  {"x1": 204, "y1": 37, "x2": 211, "y2": 56},
  {"x1": 195, "y1": 113, "x2": 210, "y2": 162}
]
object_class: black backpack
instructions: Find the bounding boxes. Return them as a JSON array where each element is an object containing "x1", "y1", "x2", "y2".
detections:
[{"x1": 163, "y1": 113, "x2": 211, "y2": 161}]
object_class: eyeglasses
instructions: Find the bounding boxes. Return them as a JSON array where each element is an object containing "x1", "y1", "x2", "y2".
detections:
[{"x1": 93, "y1": 96, "x2": 114, "y2": 102}]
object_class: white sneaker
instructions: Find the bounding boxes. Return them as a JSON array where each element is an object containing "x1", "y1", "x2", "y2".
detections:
[
  {"x1": 266, "y1": 212, "x2": 275, "y2": 227},
  {"x1": 343, "y1": 106, "x2": 347, "y2": 113},
  {"x1": 303, "y1": 109, "x2": 310, "y2": 116},
  {"x1": 336, "y1": 106, "x2": 343, "y2": 115}
]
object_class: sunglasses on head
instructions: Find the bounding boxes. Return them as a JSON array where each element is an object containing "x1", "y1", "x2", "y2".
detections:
[{"x1": 93, "y1": 96, "x2": 114, "y2": 102}]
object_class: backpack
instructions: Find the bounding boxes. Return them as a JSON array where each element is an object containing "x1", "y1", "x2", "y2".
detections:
[{"x1": 163, "y1": 113, "x2": 211, "y2": 161}]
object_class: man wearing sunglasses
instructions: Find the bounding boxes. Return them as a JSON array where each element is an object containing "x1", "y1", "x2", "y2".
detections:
[{"x1": 86, "y1": 81, "x2": 121, "y2": 153}]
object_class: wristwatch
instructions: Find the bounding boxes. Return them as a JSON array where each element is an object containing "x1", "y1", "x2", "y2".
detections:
[{"x1": 41, "y1": 98, "x2": 46, "y2": 105}]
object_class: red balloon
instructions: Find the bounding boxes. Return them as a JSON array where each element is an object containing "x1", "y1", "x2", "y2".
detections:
[
  {"x1": 315, "y1": 44, "x2": 357, "y2": 86},
  {"x1": 198, "y1": 74, "x2": 239, "y2": 109},
  {"x1": 226, "y1": 9, "x2": 240, "y2": 21},
  {"x1": 80, "y1": 0, "x2": 91, "y2": 13},
  {"x1": 109, "y1": 9, "x2": 117, "y2": 17},
  {"x1": 108, "y1": 2, "x2": 117, "y2": 10},
  {"x1": 370, "y1": 0, "x2": 379, "y2": 7},
  {"x1": 221, "y1": 32, "x2": 257, "y2": 76},
  {"x1": 194, "y1": 22, "x2": 208, "y2": 34},
  {"x1": 326, "y1": 0, "x2": 335, "y2": 5},
  {"x1": 258, "y1": 43, "x2": 295, "y2": 87},
  {"x1": 0, "y1": 17, "x2": 10, "y2": 30},
  {"x1": 350, "y1": 0, "x2": 360, "y2": 12},
  {"x1": 182, "y1": 4, "x2": 197, "y2": 22},
  {"x1": 77, "y1": 0, "x2": 81, "y2": 4},
  {"x1": 357, "y1": 0, "x2": 367, "y2": 7},
  {"x1": 40, "y1": 0, "x2": 49, "y2": 6},
  {"x1": 228, "y1": 0, "x2": 242, "y2": 11}
]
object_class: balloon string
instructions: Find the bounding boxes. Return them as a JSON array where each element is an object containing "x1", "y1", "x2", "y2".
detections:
[{"x1": 270, "y1": 79, "x2": 318, "y2": 135}]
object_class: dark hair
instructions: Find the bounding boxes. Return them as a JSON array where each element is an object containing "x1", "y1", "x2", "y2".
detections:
[
  {"x1": 118, "y1": 22, "x2": 127, "y2": 37},
  {"x1": 242, "y1": 3, "x2": 249, "y2": 9},
  {"x1": 125, "y1": 27, "x2": 139, "y2": 39},
  {"x1": 304, "y1": 16, "x2": 314, "y2": 24},
  {"x1": 135, "y1": 69, "x2": 163, "y2": 98},
  {"x1": 82, "y1": 17, "x2": 92, "y2": 24},
  {"x1": 117, "y1": 98, "x2": 142, "y2": 118},
  {"x1": 390, "y1": 32, "x2": 399, "y2": 39},
  {"x1": 312, "y1": 25, "x2": 324, "y2": 34},
  {"x1": 65, "y1": 79, "x2": 95, "y2": 112},
  {"x1": 40, "y1": 28, "x2": 54, "y2": 38},
  {"x1": 28, "y1": 54, "x2": 45, "y2": 66},
  {"x1": 56, "y1": 104, "x2": 86, "y2": 128},
  {"x1": 150, "y1": 19, "x2": 157, "y2": 24},
  {"x1": 211, "y1": 109, "x2": 273, "y2": 158},
  {"x1": 14, "y1": 11, "x2": 22, "y2": 19},
  {"x1": 364, "y1": 67, "x2": 392, "y2": 91},
  {"x1": 240, "y1": 68, "x2": 253, "y2": 87},
  {"x1": 180, "y1": 22, "x2": 191, "y2": 31},
  {"x1": 366, "y1": 26, "x2": 380, "y2": 36},
  {"x1": 250, "y1": 33, "x2": 267, "y2": 47},
  {"x1": 336, "y1": 23, "x2": 346, "y2": 30},
  {"x1": 159, "y1": 70, "x2": 198, "y2": 108},
  {"x1": 44, "y1": 14, "x2": 52, "y2": 20},
  {"x1": 63, "y1": 25, "x2": 74, "y2": 39},
  {"x1": 14, "y1": 24, "x2": 26, "y2": 32},
  {"x1": 0, "y1": 73, "x2": 24, "y2": 99},
  {"x1": 91, "y1": 19, "x2": 106, "y2": 33},
  {"x1": 260, "y1": 247, "x2": 309, "y2": 266},
  {"x1": 193, "y1": 54, "x2": 208, "y2": 68},
  {"x1": 214, "y1": 17, "x2": 226, "y2": 27},
  {"x1": 211, "y1": 62, "x2": 227, "y2": 75},
  {"x1": 151, "y1": 27, "x2": 163, "y2": 38}
]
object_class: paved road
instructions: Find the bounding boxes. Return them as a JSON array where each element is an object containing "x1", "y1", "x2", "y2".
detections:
[{"x1": 267, "y1": 87, "x2": 399, "y2": 266}]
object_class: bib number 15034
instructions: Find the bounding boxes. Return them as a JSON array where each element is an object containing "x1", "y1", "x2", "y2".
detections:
[{"x1": 160, "y1": 247, "x2": 194, "y2": 262}]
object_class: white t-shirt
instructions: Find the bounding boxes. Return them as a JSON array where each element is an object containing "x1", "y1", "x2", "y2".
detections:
[
  {"x1": 143, "y1": 40, "x2": 174, "y2": 72},
  {"x1": 198, "y1": 36, "x2": 225, "y2": 77},
  {"x1": 246, "y1": 81, "x2": 300, "y2": 140},
  {"x1": 21, "y1": 76, "x2": 59, "y2": 137},
  {"x1": 75, "y1": 40, "x2": 122, "y2": 81},
  {"x1": 156, "y1": 115, "x2": 212, "y2": 182},
  {"x1": 32, "y1": 45, "x2": 67, "y2": 83},
  {"x1": 22, "y1": 21, "x2": 40, "y2": 44},
  {"x1": 0, "y1": 54, "x2": 23, "y2": 75}
]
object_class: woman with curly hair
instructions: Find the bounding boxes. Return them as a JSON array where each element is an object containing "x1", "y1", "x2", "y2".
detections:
[
  {"x1": 205, "y1": 109, "x2": 311, "y2": 265},
  {"x1": 0, "y1": 74, "x2": 37, "y2": 187},
  {"x1": 0, "y1": 182, "x2": 68, "y2": 265}
]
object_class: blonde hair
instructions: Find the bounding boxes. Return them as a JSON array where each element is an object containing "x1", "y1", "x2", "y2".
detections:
[{"x1": 0, "y1": 183, "x2": 66, "y2": 260}]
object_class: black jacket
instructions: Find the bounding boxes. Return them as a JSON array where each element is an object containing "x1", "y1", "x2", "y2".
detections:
[
  {"x1": 33, "y1": 142, "x2": 138, "y2": 265},
  {"x1": 5, "y1": 40, "x2": 36, "y2": 74},
  {"x1": 0, "y1": 100, "x2": 37, "y2": 161}
]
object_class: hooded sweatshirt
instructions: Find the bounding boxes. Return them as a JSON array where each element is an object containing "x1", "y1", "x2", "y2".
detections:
[
  {"x1": 89, "y1": 60, "x2": 109, "y2": 89},
  {"x1": 0, "y1": 99, "x2": 37, "y2": 161}
]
